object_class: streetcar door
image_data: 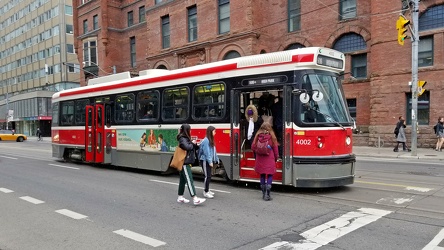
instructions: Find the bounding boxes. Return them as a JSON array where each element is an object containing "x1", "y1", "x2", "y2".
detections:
[
  {"x1": 84, "y1": 104, "x2": 105, "y2": 163},
  {"x1": 229, "y1": 89, "x2": 241, "y2": 180},
  {"x1": 281, "y1": 86, "x2": 293, "y2": 185}
]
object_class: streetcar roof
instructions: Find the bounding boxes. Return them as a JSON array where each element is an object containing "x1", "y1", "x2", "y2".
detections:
[{"x1": 52, "y1": 47, "x2": 344, "y2": 102}]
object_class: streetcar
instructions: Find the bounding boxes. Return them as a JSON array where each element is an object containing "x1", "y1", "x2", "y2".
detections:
[{"x1": 51, "y1": 47, "x2": 355, "y2": 188}]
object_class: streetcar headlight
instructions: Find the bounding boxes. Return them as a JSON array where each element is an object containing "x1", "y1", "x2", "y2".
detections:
[
  {"x1": 318, "y1": 142, "x2": 323, "y2": 148},
  {"x1": 345, "y1": 136, "x2": 351, "y2": 146}
]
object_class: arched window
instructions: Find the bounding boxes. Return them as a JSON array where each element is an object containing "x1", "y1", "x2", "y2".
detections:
[
  {"x1": 156, "y1": 65, "x2": 167, "y2": 69},
  {"x1": 419, "y1": 5, "x2": 444, "y2": 31},
  {"x1": 333, "y1": 33, "x2": 367, "y2": 79},
  {"x1": 285, "y1": 43, "x2": 304, "y2": 50},
  {"x1": 333, "y1": 33, "x2": 366, "y2": 53},
  {"x1": 223, "y1": 50, "x2": 241, "y2": 60}
]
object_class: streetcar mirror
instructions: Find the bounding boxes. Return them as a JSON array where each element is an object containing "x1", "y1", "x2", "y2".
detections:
[
  {"x1": 312, "y1": 90, "x2": 323, "y2": 102},
  {"x1": 299, "y1": 93, "x2": 310, "y2": 103}
]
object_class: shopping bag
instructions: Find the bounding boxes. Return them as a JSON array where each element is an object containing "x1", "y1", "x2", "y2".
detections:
[{"x1": 170, "y1": 146, "x2": 187, "y2": 171}]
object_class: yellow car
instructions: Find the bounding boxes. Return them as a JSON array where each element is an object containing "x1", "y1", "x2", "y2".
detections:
[{"x1": 0, "y1": 130, "x2": 27, "y2": 142}]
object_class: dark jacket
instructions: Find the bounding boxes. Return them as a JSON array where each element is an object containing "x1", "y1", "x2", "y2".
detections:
[
  {"x1": 251, "y1": 133, "x2": 279, "y2": 175},
  {"x1": 178, "y1": 135, "x2": 198, "y2": 165}
]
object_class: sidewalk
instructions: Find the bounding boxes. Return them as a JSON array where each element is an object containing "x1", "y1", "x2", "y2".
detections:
[{"x1": 353, "y1": 146, "x2": 444, "y2": 161}]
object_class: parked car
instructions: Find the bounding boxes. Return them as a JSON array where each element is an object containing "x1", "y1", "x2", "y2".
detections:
[{"x1": 0, "y1": 130, "x2": 27, "y2": 142}]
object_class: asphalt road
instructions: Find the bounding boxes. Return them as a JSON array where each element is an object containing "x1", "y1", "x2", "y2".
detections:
[{"x1": 0, "y1": 140, "x2": 443, "y2": 250}]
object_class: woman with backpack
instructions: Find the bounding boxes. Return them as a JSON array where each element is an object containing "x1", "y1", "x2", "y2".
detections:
[
  {"x1": 251, "y1": 122, "x2": 279, "y2": 201},
  {"x1": 435, "y1": 117, "x2": 444, "y2": 151}
]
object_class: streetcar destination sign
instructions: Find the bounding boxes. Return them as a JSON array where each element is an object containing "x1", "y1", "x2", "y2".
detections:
[{"x1": 317, "y1": 55, "x2": 343, "y2": 69}]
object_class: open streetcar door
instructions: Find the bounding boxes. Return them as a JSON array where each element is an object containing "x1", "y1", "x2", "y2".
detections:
[
  {"x1": 281, "y1": 86, "x2": 294, "y2": 185},
  {"x1": 229, "y1": 89, "x2": 241, "y2": 180},
  {"x1": 85, "y1": 104, "x2": 105, "y2": 163}
]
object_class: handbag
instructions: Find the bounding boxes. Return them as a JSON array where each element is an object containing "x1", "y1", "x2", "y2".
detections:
[{"x1": 170, "y1": 146, "x2": 187, "y2": 171}]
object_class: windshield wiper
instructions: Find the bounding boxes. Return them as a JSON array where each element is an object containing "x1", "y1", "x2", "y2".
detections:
[{"x1": 306, "y1": 107, "x2": 346, "y2": 130}]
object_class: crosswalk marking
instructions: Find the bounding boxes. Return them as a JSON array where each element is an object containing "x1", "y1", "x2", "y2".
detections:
[
  {"x1": 114, "y1": 229, "x2": 166, "y2": 247},
  {"x1": 261, "y1": 208, "x2": 392, "y2": 250},
  {"x1": 19, "y1": 196, "x2": 45, "y2": 204},
  {"x1": 423, "y1": 228, "x2": 444, "y2": 250},
  {"x1": 0, "y1": 188, "x2": 13, "y2": 193},
  {"x1": 55, "y1": 209, "x2": 88, "y2": 220}
]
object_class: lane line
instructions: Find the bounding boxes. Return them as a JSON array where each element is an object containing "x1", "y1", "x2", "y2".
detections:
[
  {"x1": 48, "y1": 163, "x2": 80, "y2": 170},
  {"x1": 0, "y1": 188, "x2": 14, "y2": 193},
  {"x1": 113, "y1": 229, "x2": 166, "y2": 247},
  {"x1": 423, "y1": 228, "x2": 444, "y2": 250},
  {"x1": 19, "y1": 196, "x2": 45, "y2": 204},
  {"x1": 0, "y1": 155, "x2": 18, "y2": 160},
  {"x1": 261, "y1": 208, "x2": 392, "y2": 250},
  {"x1": 149, "y1": 179, "x2": 231, "y2": 193},
  {"x1": 355, "y1": 180, "x2": 433, "y2": 192},
  {"x1": 55, "y1": 209, "x2": 88, "y2": 220}
]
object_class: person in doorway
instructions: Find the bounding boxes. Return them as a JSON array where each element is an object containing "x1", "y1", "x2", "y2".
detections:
[
  {"x1": 245, "y1": 104, "x2": 263, "y2": 148},
  {"x1": 393, "y1": 116, "x2": 410, "y2": 152},
  {"x1": 176, "y1": 124, "x2": 206, "y2": 205},
  {"x1": 435, "y1": 117, "x2": 444, "y2": 151},
  {"x1": 198, "y1": 126, "x2": 220, "y2": 199},
  {"x1": 251, "y1": 122, "x2": 279, "y2": 201}
]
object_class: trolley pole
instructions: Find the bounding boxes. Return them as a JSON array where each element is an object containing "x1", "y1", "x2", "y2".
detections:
[{"x1": 410, "y1": 0, "x2": 419, "y2": 156}]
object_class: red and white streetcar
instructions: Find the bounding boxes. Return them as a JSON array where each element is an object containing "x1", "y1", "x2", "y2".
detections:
[{"x1": 52, "y1": 47, "x2": 355, "y2": 187}]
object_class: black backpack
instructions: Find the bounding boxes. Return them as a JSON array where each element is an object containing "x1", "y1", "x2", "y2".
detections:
[
  {"x1": 394, "y1": 126, "x2": 399, "y2": 136},
  {"x1": 433, "y1": 124, "x2": 438, "y2": 134}
]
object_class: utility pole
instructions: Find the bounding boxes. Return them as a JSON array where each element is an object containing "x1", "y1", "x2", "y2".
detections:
[{"x1": 410, "y1": 0, "x2": 419, "y2": 156}]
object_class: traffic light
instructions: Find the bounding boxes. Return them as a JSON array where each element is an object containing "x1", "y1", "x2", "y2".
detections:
[
  {"x1": 418, "y1": 80, "x2": 427, "y2": 96},
  {"x1": 396, "y1": 15, "x2": 410, "y2": 45}
]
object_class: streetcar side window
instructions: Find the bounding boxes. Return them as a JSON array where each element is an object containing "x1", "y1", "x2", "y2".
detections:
[
  {"x1": 136, "y1": 90, "x2": 160, "y2": 122},
  {"x1": 115, "y1": 94, "x2": 135, "y2": 123},
  {"x1": 192, "y1": 82, "x2": 225, "y2": 120},
  {"x1": 162, "y1": 87, "x2": 189, "y2": 120},
  {"x1": 60, "y1": 101, "x2": 74, "y2": 126},
  {"x1": 74, "y1": 99, "x2": 90, "y2": 125}
]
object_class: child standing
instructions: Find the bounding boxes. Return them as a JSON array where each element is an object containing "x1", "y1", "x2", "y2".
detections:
[
  {"x1": 251, "y1": 123, "x2": 279, "y2": 201},
  {"x1": 198, "y1": 126, "x2": 219, "y2": 199}
]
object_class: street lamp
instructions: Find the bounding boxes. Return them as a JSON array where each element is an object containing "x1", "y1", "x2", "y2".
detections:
[{"x1": 83, "y1": 61, "x2": 116, "y2": 75}]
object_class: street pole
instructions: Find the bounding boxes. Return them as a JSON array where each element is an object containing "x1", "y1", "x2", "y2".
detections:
[
  {"x1": 411, "y1": 0, "x2": 419, "y2": 156},
  {"x1": 5, "y1": 88, "x2": 9, "y2": 130}
]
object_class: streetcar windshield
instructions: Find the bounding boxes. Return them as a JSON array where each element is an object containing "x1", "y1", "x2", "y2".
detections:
[{"x1": 297, "y1": 73, "x2": 352, "y2": 126}]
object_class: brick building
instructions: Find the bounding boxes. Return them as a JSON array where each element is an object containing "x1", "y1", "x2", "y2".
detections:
[{"x1": 74, "y1": 0, "x2": 444, "y2": 147}]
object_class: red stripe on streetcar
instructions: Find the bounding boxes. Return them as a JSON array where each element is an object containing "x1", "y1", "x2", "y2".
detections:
[
  {"x1": 292, "y1": 54, "x2": 314, "y2": 63},
  {"x1": 59, "y1": 63, "x2": 238, "y2": 97}
]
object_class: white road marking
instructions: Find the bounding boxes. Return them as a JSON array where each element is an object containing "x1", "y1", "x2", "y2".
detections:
[
  {"x1": 19, "y1": 196, "x2": 45, "y2": 204},
  {"x1": 48, "y1": 163, "x2": 80, "y2": 170},
  {"x1": 113, "y1": 229, "x2": 166, "y2": 247},
  {"x1": 261, "y1": 208, "x2": 392, "y2": 250},
  {"x1": 149, "y1": 179, "x2": 231, "y2": 193},
  {"x1": 423, "y1": 228, "x2": 444, "y2": 250},
  {"x1": 376, "y1": 196, "x2": 415, "y2": 205},
  {"x1": 55, "y1": 209, "x2": 88, "y2": 220},
  {"x1": 405, "y1": 186, "x2": 433, "y2": 192},
  {"x1": 0, "y1": 188, "x2": 13, "y2": 193},
  {"x1": 0, "y1": 155, "x2": 18, "y2": 160}
]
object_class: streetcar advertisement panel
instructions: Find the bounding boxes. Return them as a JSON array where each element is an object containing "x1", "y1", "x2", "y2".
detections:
[{"x1": 116, "y1": 129, "x2": 177, "y2": 152}]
